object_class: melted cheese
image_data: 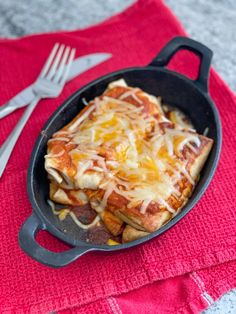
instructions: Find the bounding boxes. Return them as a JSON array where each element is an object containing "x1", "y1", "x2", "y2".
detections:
[{"x1": 47, "y1": 86, "x2": 203, "y2": 215}]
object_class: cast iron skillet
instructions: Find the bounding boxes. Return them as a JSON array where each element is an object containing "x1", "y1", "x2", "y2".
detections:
[{"x1": 19, "y1": 37, "x2": 222, "y2": 268}]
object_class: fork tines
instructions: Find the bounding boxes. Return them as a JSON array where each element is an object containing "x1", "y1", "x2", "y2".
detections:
[{"x1": 40, "y1": 43, "x2": 76, "y2": 84}]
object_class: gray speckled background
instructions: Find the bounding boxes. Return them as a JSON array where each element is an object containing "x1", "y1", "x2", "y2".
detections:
[
  {"x1": 0, "y1": 0, "x2": 235, "y2": 92},
  {"x1": 0, "y1": 0, "x2": 235, "y2": 313}
]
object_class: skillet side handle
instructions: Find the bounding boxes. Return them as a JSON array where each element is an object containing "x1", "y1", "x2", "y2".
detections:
[
  {"x1": 149, "y1": 36, "x2": 213, "y2": 93},
  {"x1": 18, "y1": 213, "x2": 92, "y2": 268}
]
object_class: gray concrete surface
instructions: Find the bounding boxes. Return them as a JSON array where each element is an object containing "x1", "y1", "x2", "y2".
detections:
[
  {"x1": 0, "y1": 0, "x2": 235, "y2": 92},
  {"x1": 165, "y1": 0, "x2": 236, "y2": 93},
  {"x1": 0, "y1": 0, "x2": 235, "y2": 313}
]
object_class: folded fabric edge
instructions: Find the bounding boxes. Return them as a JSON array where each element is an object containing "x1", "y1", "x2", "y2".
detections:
[
  {"x1": 195, "y1": 262, "x2": 236, "y2": 304},
  {"x1": 56, "y1": 263, "x2": 236, "y2": 314},
  {"x1": 6, "y1": 255, "x2": 235, "y2": 313}
]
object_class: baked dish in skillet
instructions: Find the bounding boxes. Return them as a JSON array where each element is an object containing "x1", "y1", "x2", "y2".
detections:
[{"x1": 45, "y1": 79, "x2": 213, "y2": 244}]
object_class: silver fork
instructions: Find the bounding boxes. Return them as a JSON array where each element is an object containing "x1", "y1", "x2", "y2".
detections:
[{"x1": 0, "y1": 43, "x2": 76, "y2": 178}]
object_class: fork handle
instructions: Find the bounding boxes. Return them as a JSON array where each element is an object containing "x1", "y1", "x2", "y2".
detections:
[
  {"x1": 0, "y1": 101, "x2": 20, "y2": 119},
  {"x1": 0, "y1": 96, "x2": 40, "y2": 177},
  {"x1": 0, "y1": 86, "x2": 35, "y2": 119}
]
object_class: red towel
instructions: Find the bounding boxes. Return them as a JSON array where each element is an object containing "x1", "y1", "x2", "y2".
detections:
[{"x1": 0, "y1": 0, "x2": 235, "y2": 313}]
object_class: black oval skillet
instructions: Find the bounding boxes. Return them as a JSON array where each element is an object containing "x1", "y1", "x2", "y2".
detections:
[{"x1": 18, "y1": 37, "x2": 222, "y2": 268}]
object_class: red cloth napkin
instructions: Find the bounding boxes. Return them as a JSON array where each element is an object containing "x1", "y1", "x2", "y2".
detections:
[
  {"x1": 0, "y1": 0, "x2": 235, "y2": 313},
  {"x1": 60, "y1": 261, "x2": 236, "y2": 314}
]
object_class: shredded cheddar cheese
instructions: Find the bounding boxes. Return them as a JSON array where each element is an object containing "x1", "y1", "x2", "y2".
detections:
[
  {"x1": 50, "y1": 94, "x2": 201, "y2": 215},
  {"x1": 45, "y1": 80, "x2": 213, "y2": 241}
]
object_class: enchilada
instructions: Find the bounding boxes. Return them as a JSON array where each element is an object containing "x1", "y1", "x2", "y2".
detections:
[{"x1": 45, "y1": 79, "x2": 213, "y2": 243}]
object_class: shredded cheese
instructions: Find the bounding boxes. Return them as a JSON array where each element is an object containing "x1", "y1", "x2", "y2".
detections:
[
  {"x1": 119, "y1": 88, "x2": 143, "y2": 105},
  {"x1": 48, "y1": 200, "x2": 100, "y2": 229},
  {"x1": 203, "y1": 127, "x2": 209, "y2": 136},
  {"x1": 48, "y1": 137, "x2": 70, "y2": 143},
  {"x1": 45, "y1": 150, "x2": 65, "y2": 158},
  {"x1": 140, "y1": 199, "x2": 152, "y2": 214},
  {"x1": 69, "y1": 211, "x2": 100, "y2": 229},
  {"x1": 69, "y1": 104, "x2": 95, "y2": 131},
  {"x1": 82, "y1": 97, "x2": 88, "y2": 106},
  {"x1": 47, "y1": 86, "x2": 202, "y2": 216}
]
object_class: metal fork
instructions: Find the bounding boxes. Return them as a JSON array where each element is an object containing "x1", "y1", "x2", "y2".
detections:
[{"x1": 0, "y1": 43, "x2": 76, "y2": 177}]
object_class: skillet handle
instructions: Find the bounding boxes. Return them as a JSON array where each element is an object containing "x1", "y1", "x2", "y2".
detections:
[
  {"x1": 19, "y1": 213, "x2": 93, "y2": 268},
  {"x1": 149, "y1": 36, "x2": 213, "y2": 93}
]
